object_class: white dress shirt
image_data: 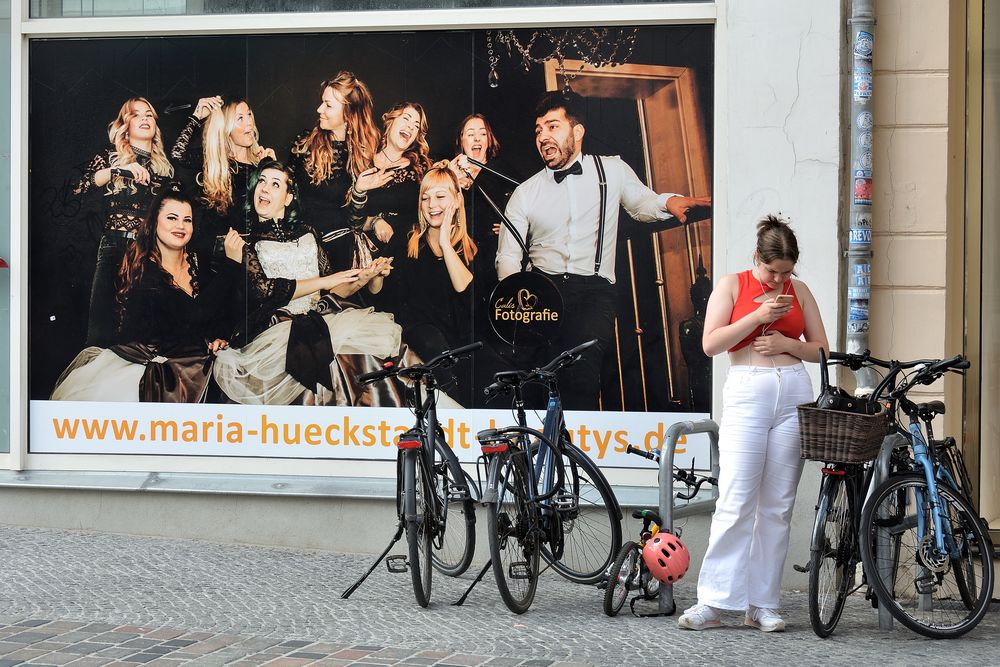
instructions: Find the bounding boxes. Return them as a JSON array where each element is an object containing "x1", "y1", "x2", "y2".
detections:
[{"x1": 496, "y1": 154, "x2": 676, "y2": 283}]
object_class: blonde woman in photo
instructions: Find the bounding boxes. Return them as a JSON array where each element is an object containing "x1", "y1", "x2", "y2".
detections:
[
  {"x1": 171, "y1": 96, "x2": 276, "y2": 238},
  {"x1": 75, "y1": 97, "x2": 176, "y2": 347}
]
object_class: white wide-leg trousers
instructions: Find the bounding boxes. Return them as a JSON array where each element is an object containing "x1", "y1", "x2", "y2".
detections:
[{"x1": 696, "y1": 363, "x2": 813, "y2": 610}]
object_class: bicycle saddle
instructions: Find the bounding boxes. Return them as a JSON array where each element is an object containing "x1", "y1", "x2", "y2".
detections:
[
  {"x1": 917, "y1": 401, "x2": 946, "y2": 419},
  {"x1": 631, "y1": 509, "x2": 664, "y2": 525}
]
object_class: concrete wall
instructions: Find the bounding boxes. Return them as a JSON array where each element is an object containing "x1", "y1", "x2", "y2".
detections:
[{"x1": 719, "y1": 0, "x2": 842, "y2": 588}]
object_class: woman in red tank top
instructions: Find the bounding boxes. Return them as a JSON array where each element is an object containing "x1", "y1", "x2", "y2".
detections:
[{"x1": 678, "y1": 216, "x2": 829, "y2": 633}]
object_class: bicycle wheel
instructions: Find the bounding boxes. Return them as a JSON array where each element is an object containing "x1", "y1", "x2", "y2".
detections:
[
  {"x1": 487, "y1": 451, "x2": 539, "y2": 614},
  {"x1": 603, "y1": 541, "x2": 641, "y2": 617},
  {"x1": 859, "y1": 473, "x2": 995, "y2": 638},
  {"x1": 403, "y1": 449, "x2": 433, "y2": 607},
  {"x1": 428, "y1": 438, "x2": 476, "y2": 577},
  {"x1": 533, "y1": 439, "x2": 622, "y2": 584},
  {"x1": 808, "y1": 472, "x2": 856, "y2": 638}
]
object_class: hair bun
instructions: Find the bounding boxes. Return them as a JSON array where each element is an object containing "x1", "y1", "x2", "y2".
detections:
[{"x1": 756, "y1": 213, "x2": 789, "y2": 234}]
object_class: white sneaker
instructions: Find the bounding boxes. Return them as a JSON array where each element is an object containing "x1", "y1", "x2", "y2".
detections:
[
  {"x1": 745, "y1": 605, "x2": 786, "y2": 632},
  {"x1": 677, "y1": 604, "x2": 723, "y2": 630}
]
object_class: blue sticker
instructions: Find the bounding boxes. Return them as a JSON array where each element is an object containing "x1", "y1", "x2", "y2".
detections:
[
  {"x1": 858, "y1": 150, "x2": 873, "y2": 170},
  {"x1": 857, "y1": 111, "x2": 873, "y2": 129},
  {"x1": 858, "y1": 131, "x2": 873, "y2": 149},
  {"x1": 855, "y1": 30, "x2": 874, "y2": 59},
  {"x1": 849, "y1": 287, "x2": 871, "y2": 299},
  {"x1": 854, "y1": 263, "x2": 871, "y2": 275},
  {"x1": 850, "y1": 228, "x2": 873, "y2": 244}
]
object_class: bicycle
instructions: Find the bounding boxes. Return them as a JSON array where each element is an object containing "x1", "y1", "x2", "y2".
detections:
[
  {"x1": 341, "y1": 341, "x2": 481, "y2": 607},
  {"x1": 805, "y1": 350, "x2": 994, "y2": 639},
  {"x1": 471, "y1": 340, "x2": 623, "y2": 614},
  {"x1": 602, "y1": 444, "x2": 712, "y2": 617},
  {"x1": 851, "y1": 352, "x2": 994, "y2": 638}
]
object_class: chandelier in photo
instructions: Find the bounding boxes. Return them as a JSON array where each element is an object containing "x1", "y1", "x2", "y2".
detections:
[{"x1": 486, "y1": 27, "x2": 640, "y2": 89}]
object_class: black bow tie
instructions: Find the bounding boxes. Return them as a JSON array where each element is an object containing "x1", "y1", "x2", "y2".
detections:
[{"x1": 553, "y1": 161, "x2": 583, "y2": 183}]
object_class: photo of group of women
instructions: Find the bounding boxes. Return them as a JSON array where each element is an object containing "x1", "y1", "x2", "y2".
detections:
[{"x1": 28, "y1": 26, "x2": 714, "y2": 420}]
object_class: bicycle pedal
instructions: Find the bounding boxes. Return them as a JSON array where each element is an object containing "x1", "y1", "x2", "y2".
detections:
[
  {"x1": 553, "y1": 493, "x2": 577, "y2": 511},
  {"x1": 914, "y1": 575, "x2": 936, "y2": 595},
  {"x1": 386, "y1": 555, "x2": 409, "y2": 573},
  {"x1": 508, "y1": 562, "x2": 532, "y2": 579}
]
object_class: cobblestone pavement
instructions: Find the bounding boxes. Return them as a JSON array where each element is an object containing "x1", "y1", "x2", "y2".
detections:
[{"x1": 0, "y1": 525, "x2": 997, "y2": 666}]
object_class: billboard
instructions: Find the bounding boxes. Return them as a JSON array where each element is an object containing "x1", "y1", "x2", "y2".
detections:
[{"x1": 28, "y1": 26, "x2": 714, "y2": 465}]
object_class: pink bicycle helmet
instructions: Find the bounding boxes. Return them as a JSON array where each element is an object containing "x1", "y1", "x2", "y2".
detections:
[{"x1": 642, "y1": 532, "x2": 690, "y2": 584}]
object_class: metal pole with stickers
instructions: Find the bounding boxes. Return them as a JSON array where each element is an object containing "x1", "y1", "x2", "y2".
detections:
[{"x1": 847, "y1": 1, "x2": 878, "y2": 395}]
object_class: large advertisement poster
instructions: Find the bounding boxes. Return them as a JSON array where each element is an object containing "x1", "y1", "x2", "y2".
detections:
[{"x1": 28, "y1": 26, "x2": 714, "y2": 466}]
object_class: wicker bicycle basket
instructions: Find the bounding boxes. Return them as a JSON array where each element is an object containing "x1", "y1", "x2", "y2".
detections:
[{"x1": 797, "y1": 402, "x2": 890, "y2": 463}]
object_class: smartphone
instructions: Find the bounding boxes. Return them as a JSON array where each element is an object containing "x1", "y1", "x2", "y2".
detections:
[{"x1": 774, "y1": 294, "x2": 794, "y2": 305}]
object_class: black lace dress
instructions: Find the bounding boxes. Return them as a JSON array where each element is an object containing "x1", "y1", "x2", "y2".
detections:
[
  {"x1": 75, "y1": 147, "x2": 176, "y2": 347},
  {"x1": 287, "y1": 131, "x2": 359, "y2": 271},
  {"x1": 211, "y1": 217, "x2": 404, "y2": 406},
  {"x1": 51, "y1": 253, "x2": 239, "y2": 402}
]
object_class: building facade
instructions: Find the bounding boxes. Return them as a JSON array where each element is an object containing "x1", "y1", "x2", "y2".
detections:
[{"x1": 1, "y1": 0, "x2": 996, "y2": 586}]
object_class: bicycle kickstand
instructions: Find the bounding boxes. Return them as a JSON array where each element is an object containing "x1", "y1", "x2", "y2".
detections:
[
  {"x1": 452, "y1": 559, "x2": 493, "y2": 606},
  {"x1": 340, "y1": 520, "x2": 406, "y2": 599}
]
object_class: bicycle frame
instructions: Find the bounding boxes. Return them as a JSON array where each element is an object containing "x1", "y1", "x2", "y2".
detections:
[{"x1": 509, "y1": 377, "x2": 569, "y2": 524}]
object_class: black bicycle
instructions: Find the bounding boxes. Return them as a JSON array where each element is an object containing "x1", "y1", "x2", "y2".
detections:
[
  {"x1": 342, "y1": 342, "x2": 481, "y2": 607},
  {"x1": 475, "y1": 341, "x2": 623, "y2": 613}
]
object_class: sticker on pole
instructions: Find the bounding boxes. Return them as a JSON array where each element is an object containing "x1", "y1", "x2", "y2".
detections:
[{"x1": 854, "y1": 30, "x2": 874, "y2": 60}]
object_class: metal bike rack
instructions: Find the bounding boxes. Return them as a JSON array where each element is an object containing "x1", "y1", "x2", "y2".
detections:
[
  {"x1": 657, "y1": 418, "x2": 721, "y2": 615},
  {"x1": 870, "y1": 432, "x2": 909, "y2": 631}
]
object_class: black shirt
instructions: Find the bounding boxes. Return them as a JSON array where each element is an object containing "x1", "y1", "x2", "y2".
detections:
[
  {"x1": 391, "y1": 239, "x2": 473, "y2": 349},
  {"x1": 117, "y1": 252, "x2": 239, "y2": 350},
  {"x1": 287, "y1": 130, "x2": 355, "y2": 270}
]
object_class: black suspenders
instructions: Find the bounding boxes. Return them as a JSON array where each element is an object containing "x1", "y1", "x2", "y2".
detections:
[{"x1": 592, "y1": 155, "x2": 608, "y2": 275}]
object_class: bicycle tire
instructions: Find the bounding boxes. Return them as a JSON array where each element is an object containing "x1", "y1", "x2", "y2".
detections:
[
  {"x1": 603, "y1": 541, "x2": 641, "y2": 617},
  {"x1": 859, "y1": 473, "x2": 995, "y2": 638},
  {"x1": 533, "y1": 439, "x2": 622, "y2": 584},
  {"x1": 428, "y1": 438, "x2": 476, "y2": 577},
  {"x1": 487, "y1": 450, "x2": 539, "y2": 614},
  {"x1": 808, "y1": 473, "x2": 855, "y2": 638},
  {"x1": 403, "y1": 449, "x2": 433, "y2": 607}
]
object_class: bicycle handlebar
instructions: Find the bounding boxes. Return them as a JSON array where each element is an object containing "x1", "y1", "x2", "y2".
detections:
[
  {"x1": 357, "y1": 363, "x2": 396, "y2": 385},
  {"x1": 483, "y1": 340, "x2": 599, "y2": 398},
  {"x1": 357, "y1": 341, "x2": 483, "y2": 385},
  {"x1": 626, "y1": 444, "x2": 658, "y2": 461},
  {"x1": 539, "y1": 339, "x2": 597, "y2": 373},
  {"x1": 625, "y1": 445, "x2": 716, "y2": 500},
  {"x1": 825, "y1": 349, "x2": 969, "y2": 401}
]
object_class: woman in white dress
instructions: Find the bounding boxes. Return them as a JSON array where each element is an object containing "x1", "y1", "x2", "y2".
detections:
[{"x1": 212, "y1": 160, "x2": 401, "y2": 405}]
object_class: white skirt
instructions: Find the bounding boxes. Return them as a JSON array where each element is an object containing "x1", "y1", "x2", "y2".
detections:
[
  {"x1": 50, "y1": 347, "x2": 144, "y2": 402},
  {"x1": 213, "y1": 306, "x2": 402, "y2": 405}
]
